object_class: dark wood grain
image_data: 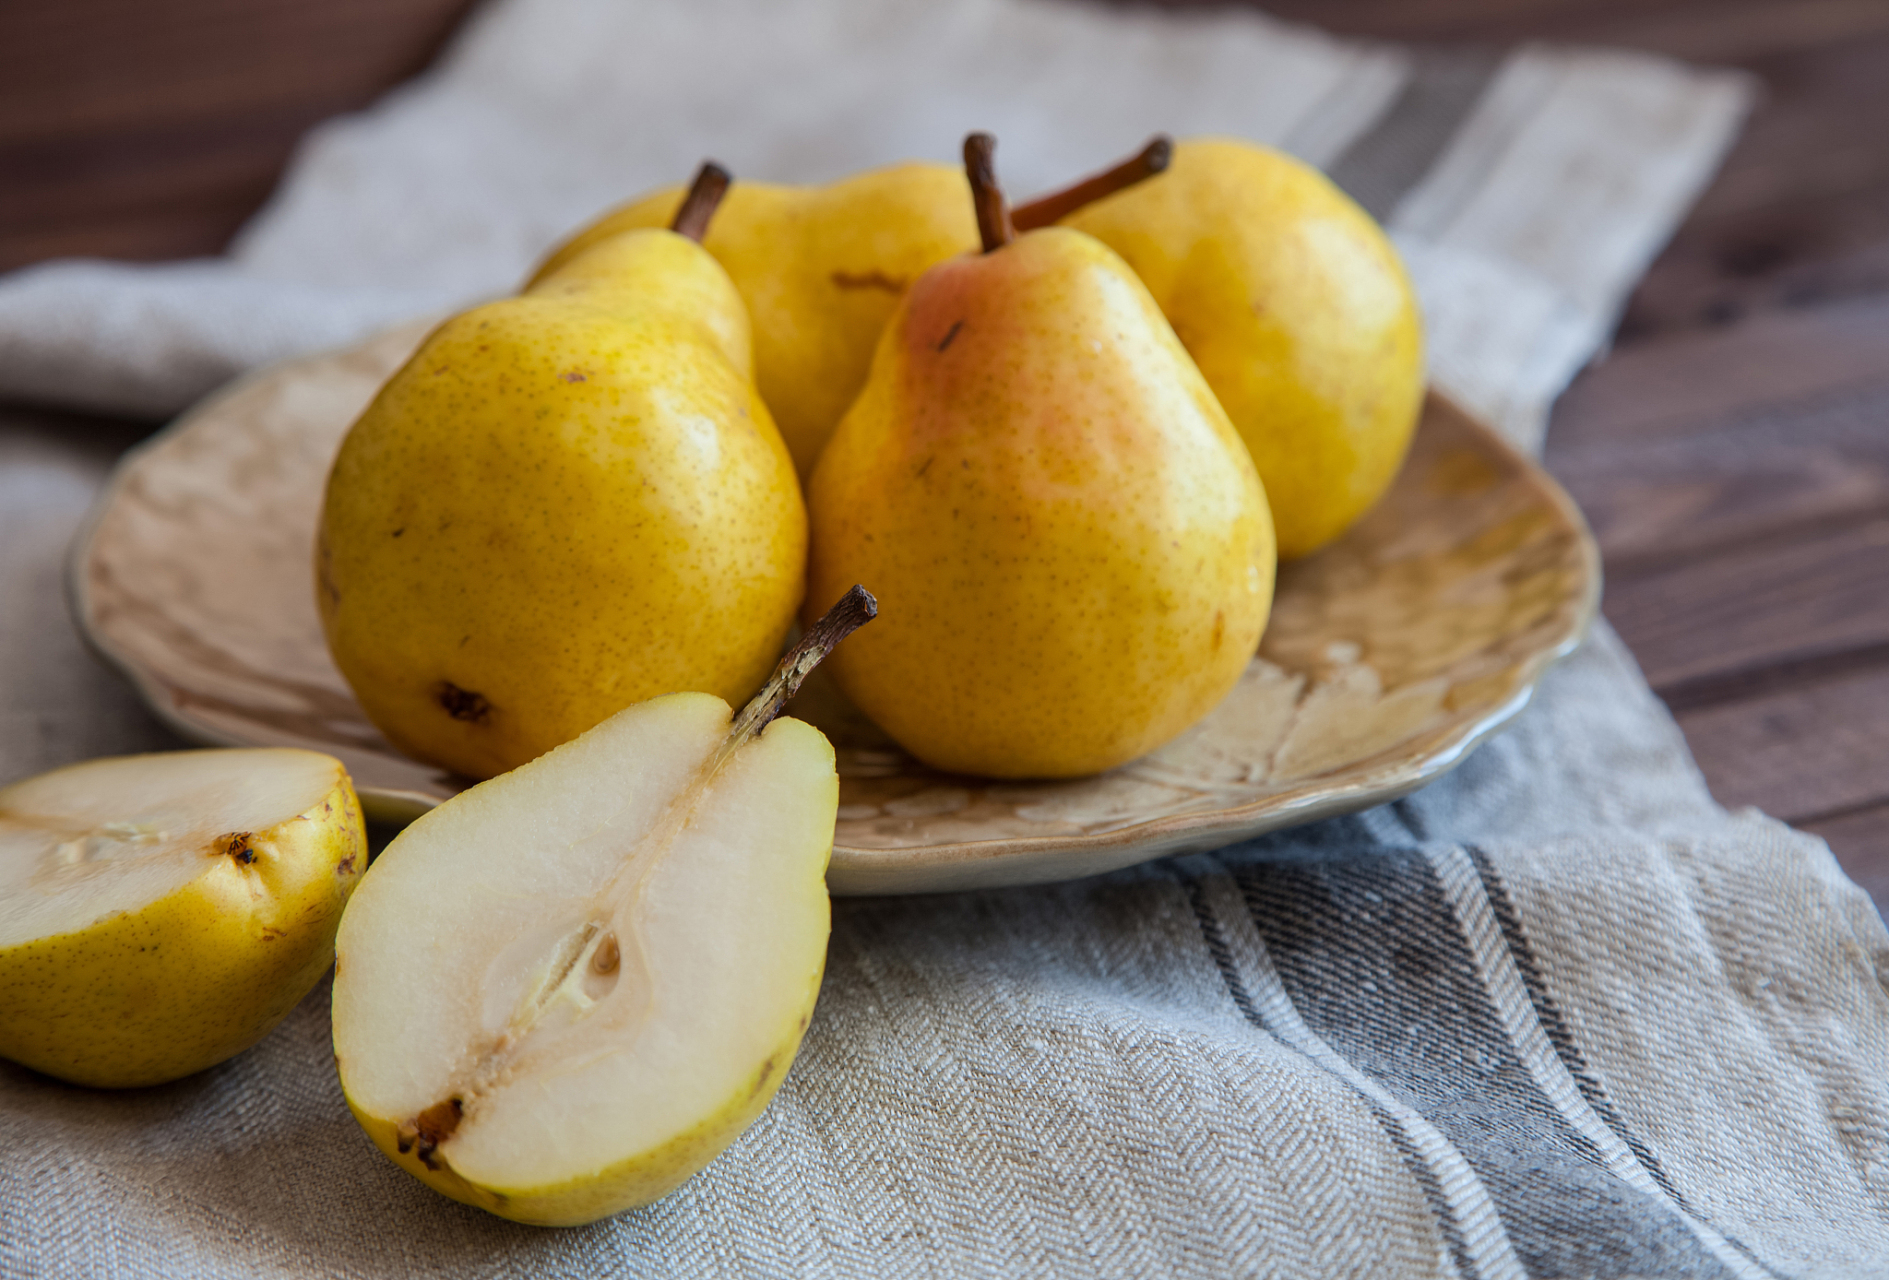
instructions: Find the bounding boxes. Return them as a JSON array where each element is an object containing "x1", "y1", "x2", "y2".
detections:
[
  {"x1": 1801, "y1": 803, "x2": 1889, "y2": 906},
  {"x1": 1546, "y1": 295, "x2": 1889, "y2": 454},
  {"x1": 0, "y1": 0, "x2": 1885, "y2": 906},
  {"x1": 1677, "y1": 669, "x2": 1889, "y2": 823},
  {"x1": 1615, "y1": 28, "x2": 1889, "y2": 340},
  {"x1": 0, "y1": 0, "x2": 476, "y2": 272},
  {"x1": 1550, "y1": 375, "x2": 1889, "y2": 575},
  {"x1": 1252, "y1": 0, "x2": 1889, "y2": 62},
  {"x1": 1600, "y1": 516, "x2": 1889, "y2": 694}
]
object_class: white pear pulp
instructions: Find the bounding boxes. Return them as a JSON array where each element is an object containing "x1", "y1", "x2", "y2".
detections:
[
  {"x1": 332, "y1": 692, "x2": 834, "y2": 1209},
  {"x1": 0, "y1": 749, "x2": 345, "y2": 947}
]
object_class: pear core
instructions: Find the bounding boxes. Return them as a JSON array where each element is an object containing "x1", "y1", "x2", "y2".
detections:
[{"x1": 332, "y1": 691, "x2": 836, "y2": 1225}]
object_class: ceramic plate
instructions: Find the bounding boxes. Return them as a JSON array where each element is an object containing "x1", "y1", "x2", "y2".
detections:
[{"x1": 71, "y1": 320, "x2": 1598, "y2": 894}]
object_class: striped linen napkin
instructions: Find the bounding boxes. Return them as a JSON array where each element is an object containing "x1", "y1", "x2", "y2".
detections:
[{"x1": 4, "y1": 1, "x2": 1886, "y2": 1276}]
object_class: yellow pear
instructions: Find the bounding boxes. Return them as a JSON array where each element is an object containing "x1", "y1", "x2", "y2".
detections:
[
  {"x1": 807, "y1": 136, "x2": 1275, "y2": 779},
  {"x1": 531, "y1": 142, "x2": 1175, "y2": 481},
  {"x1": 1020, "y1": 137, "x2": 1425, "y2": 559},
  {"x1": 333, "y1": 589, "x2": 873, "y2": 1226},
  {"x1": 319, "y1": 166, "x2": 806, "y2": 780},
  {"x1": 0, "y1": 748, "x2": 366, "y2": 1088},
  {"x1": 531, "y1": 163, "x2": 978, "y2": 479}
]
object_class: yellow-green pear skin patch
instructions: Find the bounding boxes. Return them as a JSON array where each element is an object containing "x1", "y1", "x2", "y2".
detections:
[
  {"x1": 808, "y1": 225, "x2": 1275, "y2": 779},
  {"x1": 532, "y1": 163, "x2": 979, "y2": 479},
  {"x1": 1059, "y1": 138, "x2": 1424, "y2": 559},
  {"x1": 0, "y1": 750, "x2": 367, "y2": 1088},
  {"x1": 319, "y1": 228, "x2": 806, "y2": 781}
]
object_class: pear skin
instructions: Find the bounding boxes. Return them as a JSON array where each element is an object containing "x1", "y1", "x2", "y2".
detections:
[
  {"x1": 0, "y1": 749, "x2": 367, "y2": 1088},
  {"x1": 1053, "y1": 138, "x2": 1425, "y2": 559},
  {"x1": 532, "y1": 163, "x2": 979, "y2": 479},
  {"x1": 345, "y1": 1053, "x2": 810, "y2": 1226},
  {"x1": 320, "y1": 217, "x2": 805, "y2": 781},
  {"x1": 808, "y1": 219, "x2": 1275, "y2": 779}
]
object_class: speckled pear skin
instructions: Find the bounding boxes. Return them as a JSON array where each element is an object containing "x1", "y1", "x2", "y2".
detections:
[
  {"x1": 0, "y1": 767, "x2": 366, "y2": 1089},
  {"x1": 531, "y1": 164, "x2": 980, "y2": 479},
  {"x1": 1060, "y1": 138, "x2": 1425, "y2": 560},
  {"x1": 318, "y1": 230, "x2": 806, "y2": 781},
  {"x1": 807, "y1": 227, "x2": 1276, "y2": 779}
]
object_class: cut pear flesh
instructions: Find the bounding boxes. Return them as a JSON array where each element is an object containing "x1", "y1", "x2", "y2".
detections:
[
  {"x1": 332, "y1": 691, "x2": 837, "y2": 1225},
  {"x1": 0, "y1": 748, "x2": 366, "y2": 1087}
]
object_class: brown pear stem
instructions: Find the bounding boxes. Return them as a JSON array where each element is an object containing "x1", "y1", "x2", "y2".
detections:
[
  {"x1": 670, "y1": 162, "x2": 732, "y2": 242},
  {"x1": 727, "y1": 586, "x2": 878, "y2": 745},
  {"x1": 963, "y1": 133, "x2": 1014, "y2": 254},
  {"x1": 1012, "y1": 135, "x2": 1173, "y2": 231}
]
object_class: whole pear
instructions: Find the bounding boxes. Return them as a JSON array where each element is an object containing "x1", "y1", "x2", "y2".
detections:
[
  {"x1": 320, "y1": 167, "x2": 806, "y2": 780},
  {"x1": 532, "y1": 163, "x2": 978, "y2": 479},
  {"x1": 1029, "y1": 137, "x2": 1424, "y2": 559},
  {"x1": 0, "y1": 748, "x2": 366, "y2": 1088},
  {"x1": 807, "y1": 137, "x2": 1275, "y2": 779}
]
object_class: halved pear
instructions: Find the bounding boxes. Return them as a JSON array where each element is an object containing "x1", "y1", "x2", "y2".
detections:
[
  {"x1": 331, "y1": 589, "x2": 872, "y2": 1226},
  {"x1": 0, "y1": 748, "x2": 367, "y2": 1088}
]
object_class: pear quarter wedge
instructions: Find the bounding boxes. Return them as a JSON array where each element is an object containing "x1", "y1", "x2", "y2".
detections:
[
  {"x1": 0, "y1": 748, "x2": 367, "y2": 1088},
  {"x1": 331, "y1": 691, "x2": 837, "y2": 1226}
]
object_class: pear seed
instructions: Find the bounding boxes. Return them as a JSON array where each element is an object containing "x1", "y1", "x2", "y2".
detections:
[
  {"x1": 215, "y1": 832, "x2": 255, "y2": 864},
  {"x1": 406, "y1": 1096, "x2": 465, "y2": 1171}
]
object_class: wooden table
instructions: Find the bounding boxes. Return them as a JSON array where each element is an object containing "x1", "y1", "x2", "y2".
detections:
[{"x1": 3, "y1": 0, "x2": 1884, "y2": 904}]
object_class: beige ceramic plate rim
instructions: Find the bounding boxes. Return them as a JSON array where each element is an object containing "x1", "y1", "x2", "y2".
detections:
[
  {"x1": 63, "y1": 343, "x2": 419, "y2": 763},
  {"x1": 829, "y1": 407, "x2": 1601, "y2": 893},
  {"x1": 830, "y1": 678, "x2": 1551, "y2": 895},
  {"x1": 68, "y1": 324, "x2": 1598, "y2": 896}
]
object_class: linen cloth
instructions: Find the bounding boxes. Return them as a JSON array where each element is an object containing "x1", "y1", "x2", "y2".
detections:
[{"x1": 3, "y1": 1, "x2": 1886, "y2": 1276}]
